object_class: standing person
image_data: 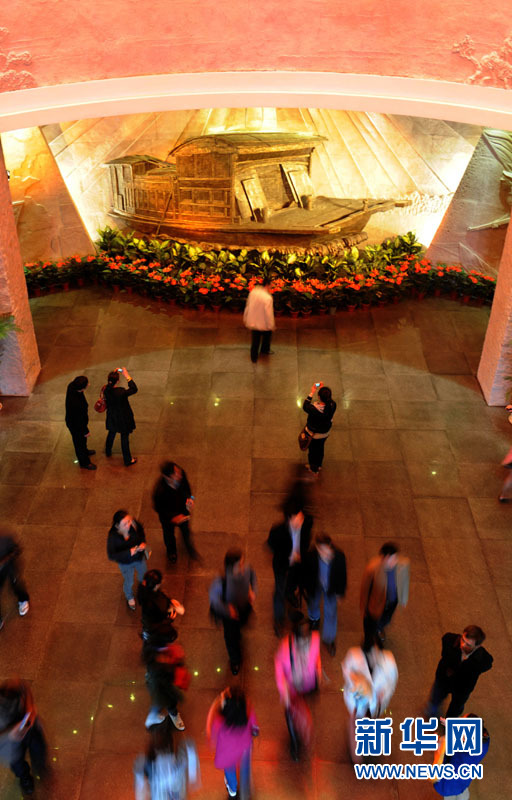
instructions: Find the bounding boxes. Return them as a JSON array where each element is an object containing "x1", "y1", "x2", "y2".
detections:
[
  {"x1": 432, "y1": 715, "x2": 490, "y2": 800},
  {"x1": 207, "y1": 686, "x2": 259, "y2": 799},
  {"x1": 107, "y1": 509, "x2": 147, "y2": 611},
  {"x1": 274, "y1": 613, "x2": 321, "y2": 761},
  {"x1": 137, "y1": 569, "x2": 185, "y2": 641},
  {"x1": 341, "y1": 636, "x2": 398, "y2": 763},
  {"x1": 65, "y1": 375, "x2": 96, "y2": 470},
  {"x1": 302, "y1": 382, "x2": 336, "y2": 473},
  {"x1": 0, "y1": 679, "x2": 47, "y2": 796},
  {"x1": 209, "y1": 550, "x2": 257, "y2": 676},
  {"x1": 0, "y1": 531, "x2": 29, "y2": 629},
  {"x1": 243, "y1": 277, "x2": 275, "y2": 363},
  {"x1": 104, "y1": 366, "x2": 138, "y2": 466},
  {"x1": 425, "y1": 627, "x2": 493, "y2": 720},
  {"x1": 304, "y1": 534, "x2": 347, "y2": 657},
  {"x1": 360, "y1": 542, "x2": 409, "y2": 647},
  {"x1": 134, "y1": 718, "x2": 200, "y2": 800},
  {"x1": 267, "y1": 500, "x2": 312, "y2": 636},
  {"x1": 152, "y1": 462, "x2": 199, "y2": 563}
]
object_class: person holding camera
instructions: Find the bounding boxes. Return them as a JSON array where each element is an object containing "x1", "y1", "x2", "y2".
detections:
[
  {"x1": 104, "y1": 367, "x2": 138, "y2": 466},
  {"x1": 302, "y1": 382, "x2": 337, "y2": 473},
  {"x1": 107, "y1": 510, "x2": 147, "y2": 610}
]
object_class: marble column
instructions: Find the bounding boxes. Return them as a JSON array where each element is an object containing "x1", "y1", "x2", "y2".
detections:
[
  {"x1": 477, "y1": 218, "x2": 512, "y2": 405},
  {"x1": 0, "y1": 138, "x2": 40, "y2": 396}
]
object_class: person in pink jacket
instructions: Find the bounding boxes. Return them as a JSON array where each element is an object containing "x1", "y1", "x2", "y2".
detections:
[
  {"x1": 274, "y1": 613, "x2": 321, "y2": 761},
  {"x1": 207, "y1": 687, "x2": 259, "y2": 799}
]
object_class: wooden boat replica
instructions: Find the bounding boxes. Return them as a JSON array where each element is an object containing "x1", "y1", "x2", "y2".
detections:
[{"x1": 105, "y1": 133, "x2": 405, "y2": 252}]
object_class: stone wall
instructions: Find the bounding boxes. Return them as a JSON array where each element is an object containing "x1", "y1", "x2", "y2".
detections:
[{"x1": 0, "y1": 141, "x2": 40, "y2": 395}]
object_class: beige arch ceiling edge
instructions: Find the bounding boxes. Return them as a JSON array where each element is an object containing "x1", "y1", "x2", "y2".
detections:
[{"x1": 1, "y1": 72, "x2": 511, "y2": 133}]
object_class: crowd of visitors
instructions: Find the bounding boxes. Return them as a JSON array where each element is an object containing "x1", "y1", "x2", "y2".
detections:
[{"x1": 0, "y1": 282, "x2": 496, "y2": 800}]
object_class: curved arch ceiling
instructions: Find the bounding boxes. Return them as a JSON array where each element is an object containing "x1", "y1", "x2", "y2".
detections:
[{"x1": 1, "y1": 72, "x2": 512, "y2": 133}]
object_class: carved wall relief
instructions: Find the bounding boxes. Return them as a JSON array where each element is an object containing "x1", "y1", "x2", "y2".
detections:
[
  {"x1": 0, "y1": 27, "x2": 36, "y2": 91},
  {"x1": 453, "y1": 34, "x2": 512, "y2": 88}
]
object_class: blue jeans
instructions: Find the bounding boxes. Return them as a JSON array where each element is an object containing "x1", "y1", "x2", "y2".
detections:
[
  {"x1": 307, "y1": 588, "x2": 338, "y2": 643},
  {"x1": 118, "y1": 559, "x2": 145, "y2": 601},
  {"x1": 224, "y1": 747, "x2": 251, "y2": 797}
]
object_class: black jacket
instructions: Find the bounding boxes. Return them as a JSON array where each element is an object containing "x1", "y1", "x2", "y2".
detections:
[
  {"x1": 303, "y1": 396, "x2": 336, "y2": 434},
  {"x1": 107, "y1": 519, "x2": 146, "y2": 565},
  {"x1": 65, "y1": 384, "x2": 89, "y2": 434},
  {"x1": 152, "y1": 472, "x2": 192, "y2": 519},
  {"x1": 104, "y1": 379, "x2": 138, "y2": 434},
  {"x1": 267, "y1": 515, "x2": 313, "y2": 575},
  {"x1": 435, "y1": 633, "x2": 493, "y2": 701},
  {"x1": 304, "y1": 547, "x2": 347, "y2": 597}
]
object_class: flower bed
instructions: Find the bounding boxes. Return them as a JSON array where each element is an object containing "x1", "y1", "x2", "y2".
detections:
[{"x1": 22, "y1": 230, "x2": 496, "y2": 312}]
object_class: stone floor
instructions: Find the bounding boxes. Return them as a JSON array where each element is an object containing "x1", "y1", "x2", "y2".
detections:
[{"x1": 0, "y1": 287, "x2": 511, "y2": 799}]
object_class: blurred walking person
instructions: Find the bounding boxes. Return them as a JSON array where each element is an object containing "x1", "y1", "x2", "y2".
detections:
[
  {"x1": 107, "y1": 509, "x2": 147, "y2": 611},
  {"x1": 243, "y1": 277, "x2": 275, "y2": 363},
  {"x1": 152, "y1": 462, "x2": 199, "y2": 563},
  {"x1": 342, "y1": 635, "x2": 398, "y2": 762},
  {"x1": 360, "y1": 541, "x2": 409, "y2": 648},
  {"x1": 209, "y1": 549, "x2": 257, "y2": 676},
  {"x1": 0, "y1": 530, "x2": 29, "y2": 630},
  {"x1": 304, "y1": 533, "x2": 346, "y2": 657},
  {"x1": 65, "y1": 375, "x2": 96, "y2": 470},
  {"x1": 137, "y1": 569, "x2": 185, "y2": 641},
  {"x1": 0, "y1": 679, "x2": 47, "y2": 795},
  {"x1": 274, "y1": 613, "x2": 321, "y2": 761},
  {"x1": 142, "y1": 636, "x2": 190, "y2": 731},
  {"x1": 134, "y1": 718, "x2": 200, "y2": 800},
  {"x1": 207, "y1": 686, "x2": 259, "y2": 799},
  {"x1": 267, "y1": 499, "x2": 312, "y2": 636},
  {"x1": 104, "y1": 366, "x2": 138, "y2": 466}
]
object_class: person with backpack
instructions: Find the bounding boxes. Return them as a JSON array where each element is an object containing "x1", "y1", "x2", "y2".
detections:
[
  {"x1": 142, "y1": 636, "x2": 190, "y2": 732},
  {"x1": 207, "y1": 686, "x2": 259, "y2": 798},
  {"x1": 209, "y1": 550, "x2": 257, "y2": 676}
]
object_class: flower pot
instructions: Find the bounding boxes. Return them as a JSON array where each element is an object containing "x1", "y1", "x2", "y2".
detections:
[
  {"x1": 416, "y1": 291, "x2": 426, "y2": 300},
  {"x1": 461, "y1": 295, "x2": 470, "y2": 304},
  {"x1": 289, "y1": 310, "x2": 299, "y2": 318},
  {"x1": 62, "y1": 282, "x2": 70, "y2": 292},
  {"x1": 197, "y1": 304, "x2": 206, "y2": 312},
  {"x1": 347, "y1": 305, "x2": 357, "y2": 313},
  {"x1": 112, "y1": 284, "x2": 121, "y2": 294},
  {"x1": 301, "y1": 309, "x2": 312, "y2": 317},
  {"x1": 433, "y1": 288, "x2": 442, "y2": 298},
  {"x1": 449, "y1": 290, "x2": 458, "y2": 301},
  {"x1": 76, "y1": 277, "x2": 86, "y2": 288},
  {"x1": 125, "y1": 286, "x2": 133, "y2": 295},
  {"x1": 328, "y1": 306, "x2": 337, "y2": 316},
  {"x1": 361, "y1": 303, "x2": 371, "y2": 311},
  {"x1": 33, "y1": 287, "x2": 42, "y2": 297},
  {"x1": 378, "y1": 300, "x2": 387, "y2": 307},
  {"x1": 316, "y1": 306, "x2": 328, "y2": 315}
]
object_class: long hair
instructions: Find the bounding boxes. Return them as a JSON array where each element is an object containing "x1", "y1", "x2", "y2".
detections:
[{"x1": 220, "y1": 686, "x2": 248, "y2": 728}]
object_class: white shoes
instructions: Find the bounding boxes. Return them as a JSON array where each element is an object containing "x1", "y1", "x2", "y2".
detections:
[
  {"x1": 145, "y1": 709, "x2": 166, "y2": 728},
  {"x1": 18, "y1": 601, "x2": 29, "y2": 616},
  {"x1": 224, "y1": 776, "x2": 237, "y2": 797}
]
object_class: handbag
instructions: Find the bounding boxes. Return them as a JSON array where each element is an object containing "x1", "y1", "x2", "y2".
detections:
[
  {"x1": 298, "y1": 426, "x2": 313, "y2": 451},
  {"x1": 94, "y1": 385, "x2": 107, "y2": 413}
]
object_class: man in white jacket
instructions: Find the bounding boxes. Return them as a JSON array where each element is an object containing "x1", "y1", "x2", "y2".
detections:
[{"x1": 243, "y1": 278, "x2": 275, "y2": 363}]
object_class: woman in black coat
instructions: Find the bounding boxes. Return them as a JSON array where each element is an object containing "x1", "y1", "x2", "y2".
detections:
[
  {"x1": 65, "y1": 376, "x2": 96, "y2": 470},
  {"x1": 104, "y1": 367, "x2": 138, "y2": 466},
  {"x1": 302, "y1": 382, "x2": 336, "y2": 473}
]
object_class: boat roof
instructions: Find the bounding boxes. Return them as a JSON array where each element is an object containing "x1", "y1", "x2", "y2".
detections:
[
  {"x1": 105, "y1": 155, "x2": 170, "y2": 166},
  {"x1": 170, "y1": 132, "x2": 326, "y2": 156}
]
